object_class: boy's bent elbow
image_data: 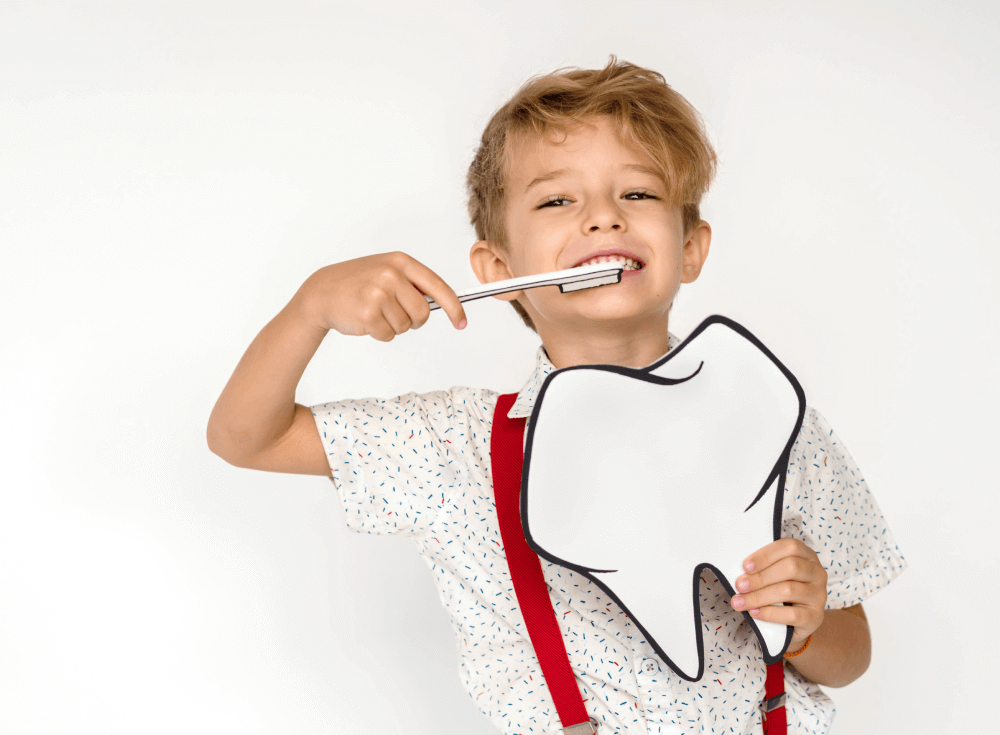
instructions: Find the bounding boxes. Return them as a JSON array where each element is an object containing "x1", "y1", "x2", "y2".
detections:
[
  {"x1": 844, "y1": 605, "x2": 872, "y2": 686},
  {"x1": 827, "y1": 612, "x2": 872, "y2": 688},
  {"x1": 848, "y1": 627, "x2": 873, "y2": 686},
  {"x1": 206, "y1": 428, "x2": 248, "y2": 467},
  {"x1": 206, "y1": 421, "x2": 263, "y2": 468},
  {"x1": 207, "y1": 403, "x2": 334, "y2": 477},
  {"x1": 206, "y1": 425, "x2": 229, "y2": 461}
]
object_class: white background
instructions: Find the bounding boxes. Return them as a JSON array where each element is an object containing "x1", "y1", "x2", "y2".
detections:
[{"x1": 1, "y1": 1, "x2": 995, "y2": 733}]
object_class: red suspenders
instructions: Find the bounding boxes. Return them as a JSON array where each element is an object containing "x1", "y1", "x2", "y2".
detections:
[{"x1": 491, "y1": 392, "x2": 787, "y2": 734}]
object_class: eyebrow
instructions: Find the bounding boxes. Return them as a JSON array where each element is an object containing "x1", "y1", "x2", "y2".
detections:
[{"x1": 523, "y1": 163, "x2": 664, "y2": 195}]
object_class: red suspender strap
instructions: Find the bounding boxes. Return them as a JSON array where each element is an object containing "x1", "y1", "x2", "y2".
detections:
[
  {"x1": 762, "y1": 655, "x2": 788, "y2": 733},
  {"x1": 491, "y1": 393, "x2": 597, "y2": 735},
  {"x1": 491, "y1": 392, "x2": 786, "y2": 735}
]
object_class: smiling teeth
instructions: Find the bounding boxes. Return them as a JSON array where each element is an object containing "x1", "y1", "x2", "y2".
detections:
[{"x1": 580, "y1": 256, "x2": 642, "y2": 270}]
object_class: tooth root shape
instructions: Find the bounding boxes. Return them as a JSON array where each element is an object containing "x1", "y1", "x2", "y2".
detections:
[{"x1": 521, "y1": 315, "x2": 805, "y2": 681}]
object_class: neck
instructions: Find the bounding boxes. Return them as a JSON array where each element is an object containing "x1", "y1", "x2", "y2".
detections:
[{"x1": 542, "y1": 324, "x2": 669, "y2": 369}]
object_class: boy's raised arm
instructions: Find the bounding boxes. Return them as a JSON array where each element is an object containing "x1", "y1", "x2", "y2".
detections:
[
  {"x1": 206, "y1": 253, "x2": 467, "y2": 475},
  {"x1": 206, "y1": 289, "x2": 332, "y2": 474}
]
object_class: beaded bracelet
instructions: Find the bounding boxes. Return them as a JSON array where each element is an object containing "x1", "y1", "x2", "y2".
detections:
[{"x1": 783, "y1": 633, "x2": 813, "y2": 658}]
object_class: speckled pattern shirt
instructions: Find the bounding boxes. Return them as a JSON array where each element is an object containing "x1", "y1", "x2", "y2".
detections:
[{"x1": 309, "y1": 331, "x2": 907, "y2": 735}]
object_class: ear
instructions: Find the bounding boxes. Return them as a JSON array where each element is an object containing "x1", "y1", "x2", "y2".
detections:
[
  {"x1": 469, "y1": 240, "x2": 523, "y2": 302},
  {"x1": 680, "y1": 220, "x2": 712, "y2": 284}
]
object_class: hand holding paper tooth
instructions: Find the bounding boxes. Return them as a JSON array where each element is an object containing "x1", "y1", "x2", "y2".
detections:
[{"x1": 731, "y1": 537, "x2": 828, "y2": 650}]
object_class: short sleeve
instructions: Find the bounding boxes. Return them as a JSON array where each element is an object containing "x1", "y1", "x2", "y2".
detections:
[
  {"x1": 781, "y1": 406, "x2": 907, "y2": 609},
  {"x1": 309, "y1": 387, "x2": 476, "y2": 539}
]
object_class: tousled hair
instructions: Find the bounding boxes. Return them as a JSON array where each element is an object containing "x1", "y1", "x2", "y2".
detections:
[{"x1": 465, "y1": 55, "x2": 717, "y2": 333}]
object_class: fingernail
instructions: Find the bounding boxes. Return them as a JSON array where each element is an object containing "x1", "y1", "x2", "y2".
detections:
[
  {"x1": 749, "y1": 608, "x2": 760, "y2": 617},
  {"x1": 737, "y1": 577, "x2": 750, "y2": 593},
  {"x1": 458, "y1": 318, "x2": 467, "y2": 329},
  {"x1": 744, "y1": 560, "x2": 755, "y2": 572},
  {"x1": 732, "y1": 595, "x2": 744, "y2": 609}
]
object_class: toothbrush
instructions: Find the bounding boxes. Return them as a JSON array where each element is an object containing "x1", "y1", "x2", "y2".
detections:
[{"x1": 423, "y1": 262, "x2": 625, "y2": 312}]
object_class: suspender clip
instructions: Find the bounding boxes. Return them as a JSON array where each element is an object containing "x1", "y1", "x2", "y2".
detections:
[
  {"x1": 761, "y1": 692, "x2": 786, "y2": 713},
  {"x1": 562, "y1": 716, "x2": 600, "y2": 734}
]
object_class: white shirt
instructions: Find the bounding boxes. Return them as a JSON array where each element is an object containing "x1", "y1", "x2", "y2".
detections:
[{"x1": 309, "y1": 331, "x2": 907, "y2": 735}]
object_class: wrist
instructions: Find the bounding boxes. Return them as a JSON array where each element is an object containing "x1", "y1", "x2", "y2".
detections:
[
  {"x1": 290, "y1": 283, "x2": 329, "y2": 336},
  {"x1": 784, "y1": 634, "x2": 811, "y2": 656}
]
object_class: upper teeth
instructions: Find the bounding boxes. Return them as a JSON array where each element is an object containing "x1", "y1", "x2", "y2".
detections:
[{"x1": 579, "y1": 255, "x2": 642, "y2": 270}]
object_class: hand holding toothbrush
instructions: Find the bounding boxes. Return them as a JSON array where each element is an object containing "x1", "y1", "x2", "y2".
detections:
[
  {"x1": 300, "y1": 251, "x2": 624, "y2": 342},
  {"x1": 422, "y1": 261, "x2": 625, "y2": 312},
  {"x1": 300, "y1": 251, "x2": 470, "y2": 341}
]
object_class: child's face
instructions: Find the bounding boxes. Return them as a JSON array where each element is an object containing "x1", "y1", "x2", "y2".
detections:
[{"x1": 470, "y1": 115, "x2": 710, "y2": 344}]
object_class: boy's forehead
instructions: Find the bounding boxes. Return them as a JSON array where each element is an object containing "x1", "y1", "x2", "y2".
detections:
[
  {"x1": 510, "y1": 121, "x2": 614, "y2": 162},
  {"x1": 507, "y1": 134, "x2": 553, "y2": 185},
  {"x1": 507, "y1": 122, "x2": 656, "y2": 191}
]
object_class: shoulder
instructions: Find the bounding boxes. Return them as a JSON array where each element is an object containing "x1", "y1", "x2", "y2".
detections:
[
  {"x1": 781, "y1": 404, "x2": 865, "y2": 529},
  {"x1": 312, "y1": 385, "x2": 496, "y2": 413},
  {"x1": 793, "y1": 404, "x2": 833, "y2": 447},
  {"x1": 393, "y1": 386, "x2": 507, "y2": 429},
  {"x1": 787, "y1": 405, "x2": 848, "y2": 478}
]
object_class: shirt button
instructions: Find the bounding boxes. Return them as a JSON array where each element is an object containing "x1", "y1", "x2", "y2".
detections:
[{"x1": 640, "y1": 658, "x2": 660, "y2": 675}]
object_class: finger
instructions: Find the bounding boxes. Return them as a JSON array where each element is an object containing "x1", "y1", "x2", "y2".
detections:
[
  {"x1": 396, "y1": 278, "x2": 435, "y2": 330},
  {"x1": 403, "y1": 257, "x2": 468, "y2": 329},
  {"x1": 732, "y1": 580, "x2": 822, "y2": 612},
  {"x1": 742, "y1": 537, "x2": 816, "y2": 576},
  {"x1": 379, "y1": 298, "x2": 413, "y2": 337},
  {"x1": 746, "y1": 601, "x2": 822, "y2": 635},
  {"x1": 736, "y1": 555, "x2": 823, "y2": 596}
]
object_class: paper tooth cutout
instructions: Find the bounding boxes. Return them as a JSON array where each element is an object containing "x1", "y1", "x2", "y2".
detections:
[{"x1": 520, "y1": 315, "x2": 807, "y2": 682}]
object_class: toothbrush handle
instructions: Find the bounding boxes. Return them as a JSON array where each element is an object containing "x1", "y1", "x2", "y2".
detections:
[{"x1": 423, "y1": 263, "x2": 624, "y2": 311}]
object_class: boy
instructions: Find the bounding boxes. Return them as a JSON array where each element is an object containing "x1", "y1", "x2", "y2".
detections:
[{"x1": 207, "y1": 56, "x2": 906, "y2": 734}]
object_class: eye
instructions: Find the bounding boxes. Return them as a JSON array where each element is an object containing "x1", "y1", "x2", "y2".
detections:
[
  {"x1": 623, "y1": 189, "x2": 658, "y2": 201},
  {"x1": 537, "y1": 190, "x2": 659, "y2": 208}
]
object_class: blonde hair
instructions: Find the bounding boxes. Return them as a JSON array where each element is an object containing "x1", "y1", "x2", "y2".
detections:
[{"x1": 465, "y1": 55, "x2": 718, "y2": 333}]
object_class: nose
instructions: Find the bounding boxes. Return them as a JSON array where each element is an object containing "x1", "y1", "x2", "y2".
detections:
[{"x1": 585, "y1": 195, "x2": 625, "y2": 233}]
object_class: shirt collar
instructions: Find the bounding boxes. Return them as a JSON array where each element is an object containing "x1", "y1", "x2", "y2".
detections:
[{"x1": 508, "y1": 330, "x2": 682, "y2": 419}]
